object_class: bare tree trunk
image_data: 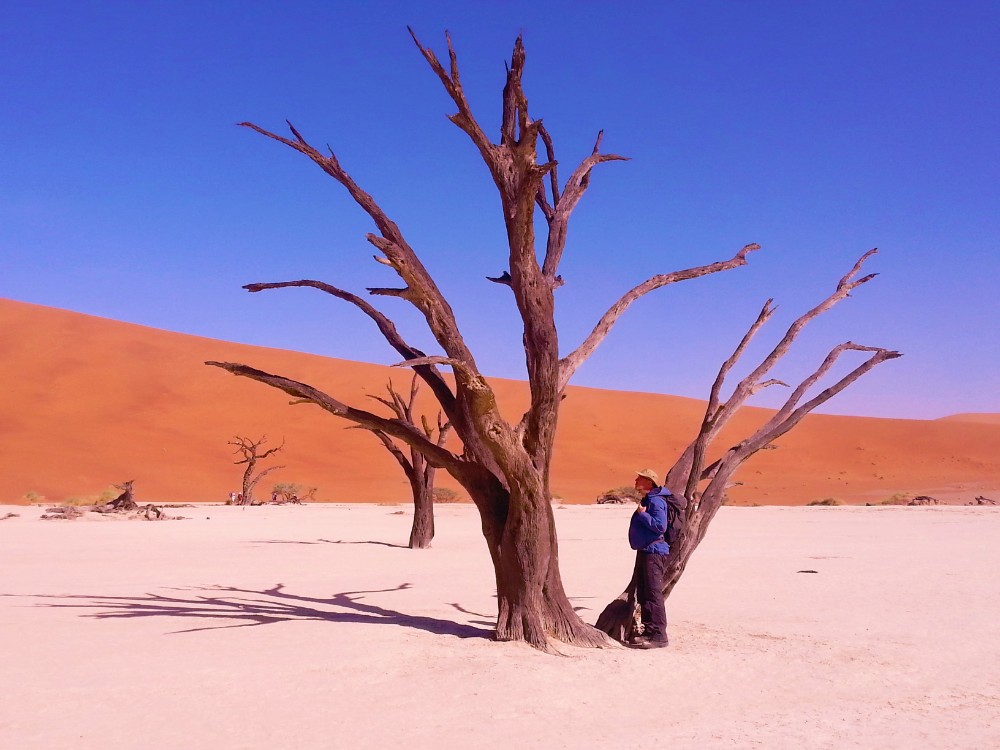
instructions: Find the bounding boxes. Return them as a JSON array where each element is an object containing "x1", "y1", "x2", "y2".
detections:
[
  {"x1": 491, "y1": 483, "x2": 607, "y2": 651},
  {"x1": 409, "y1": 474, "x2": 434, "y2": 549}
]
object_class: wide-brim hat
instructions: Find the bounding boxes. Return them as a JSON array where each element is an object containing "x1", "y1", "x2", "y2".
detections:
[{"x1": 635, "y1": 468, "x2": 660, "y2": 485}]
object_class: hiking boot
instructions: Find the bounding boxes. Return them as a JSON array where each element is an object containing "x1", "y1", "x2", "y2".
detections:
[
  {"x1": 627, "y1": 634, "x2": 668, "y2": 648},
  {"x1": 636, "y1": 637, "x2": 669, "y2": 649}
]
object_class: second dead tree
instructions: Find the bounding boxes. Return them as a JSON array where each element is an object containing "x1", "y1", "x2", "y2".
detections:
[
  {"x1": 363, "y1": 374, "x2": 451, "y2": 549},
  {"x1": 229, "y1": 435, "x2": 285, "y2": 506},
  {"x1": 594, "y1": 258, "x2": 902, "y2": 642}
]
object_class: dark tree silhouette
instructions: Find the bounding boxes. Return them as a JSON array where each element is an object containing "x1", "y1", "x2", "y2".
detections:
[
  {"x1": 229, "y1": 436, "x2": 285, "y2": 506},
  {"x1": 105, "y1": 479, "x2": 136, "y2": 511},
  {"x1": 207, "y1": 31, "x2": 898, "y2": 651}
]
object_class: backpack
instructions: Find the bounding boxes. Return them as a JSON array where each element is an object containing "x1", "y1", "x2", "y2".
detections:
[{"x1": 663, "y1": 492, "x2": 688, "y2": 546}]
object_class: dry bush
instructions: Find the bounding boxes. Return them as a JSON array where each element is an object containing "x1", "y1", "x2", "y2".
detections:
[
  {"x1": 595, "y1": 486, "x2": 641, "y2": 505},
  {"x1": 879, "y1": 492, "x2": 911, "y2": 505},
  {"x1": 61, "y1": 496, "x2": 98, "y2": 507},
  {"x1": 433, "y1": 487, "x2": 467, "y2": 504},
  {"x1": 807, "y1": 497, "x2": 841, "y2": 506}
]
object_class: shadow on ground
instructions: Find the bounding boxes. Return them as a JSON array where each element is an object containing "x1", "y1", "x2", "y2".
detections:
[
  {"x1": 26, "y1": 582, "x2": 494, "y2": 638},
  {"x1": 250, "y1": 538, "x2": 409, "y2": 549}
]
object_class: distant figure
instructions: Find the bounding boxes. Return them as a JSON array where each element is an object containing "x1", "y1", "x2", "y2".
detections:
[
  {"x1": 627, "y1": 468, "x2": 672, "y2": 649},
  {"x1": 271, "y1": 491, "x2": 279, "y2": 504},
  {"x1": 229, "y1": 492, "x2": 237, "y2": 504},
  {"x1": 237, "y1": 492, "x2": 244, "y2": 505}
]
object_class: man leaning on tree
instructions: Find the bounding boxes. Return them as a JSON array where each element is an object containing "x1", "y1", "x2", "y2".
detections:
[{"x1": 628, "y1": 468, "x2": 673, "y2": 648}]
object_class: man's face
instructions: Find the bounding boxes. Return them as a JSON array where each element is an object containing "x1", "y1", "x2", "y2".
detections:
[{"x1": 635, "y1": 476, "x2": 655, "y2": 494}]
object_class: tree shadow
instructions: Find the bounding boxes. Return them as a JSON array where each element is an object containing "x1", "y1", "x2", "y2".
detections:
[
  {"x1": 25, "y1": 582, "x2": 493, "y2": 639},
  {"x1": 250, "y1": 538, "x2": 409, "y2": 549},
  {"x1": 446, "y1": 602, "x2": 495, "y2": 626}
]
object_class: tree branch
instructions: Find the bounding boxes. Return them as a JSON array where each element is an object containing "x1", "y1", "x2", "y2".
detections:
[
  {"x1": 535, "y1": 123, "x2": 559, "y2": 217},
  {"x1": 390, "y1": 355, "x2": 482, "y2": 386},
  {"x1": 242, "y1": 279, "x2": 464, "y2": 427},
  {"x1": 238, "y1": 124, "x2": 489, "y2": 411},
  {"x1": 669, "y1": 249, "x2": 891, "y2": 498},
  {"x1": 754, "y1": 343, "x2": 902, "y2": 443},
  {"x1": 206, "y1": 361, "x2": 464, "y2": 471},
  {"x1": 369, "y1": 428, "x2": 415, "y2": 477},
  {"x1": 559, "y1": 243, "x2": 760, "y2": 390},
  {"x1": 539, "y1": 132, "x2": 629, "y2": 281},
  {"x1": 408, "y1": 28, "x2": 498, "y2": 169}
]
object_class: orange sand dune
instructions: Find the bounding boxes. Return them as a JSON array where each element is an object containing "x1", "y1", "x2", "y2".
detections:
[
  {"x1": 2, "y1": 298, "x2": 999, "y2": 505},
  {"x1": 936, "y1": 413, "x2": 1000, "y2": 425}
]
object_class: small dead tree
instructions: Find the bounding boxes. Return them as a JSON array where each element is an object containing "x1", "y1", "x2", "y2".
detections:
[
  {"x1": 229, "y1": 436, "x2": 285, "y2": 505},
  {"x1": 362, "y1": 374, "x2": 452, "y2": 549},
  {"x1": 106, "y1": 480, "x2": 137, "y2": 511},
  {"x1": 207, "y1": 32, "x2": 898, "y2": 651}
]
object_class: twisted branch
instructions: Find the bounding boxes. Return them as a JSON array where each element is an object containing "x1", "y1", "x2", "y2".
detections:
[{"x1": 559, "y1": 243, "x2": 761, "y2": 391}]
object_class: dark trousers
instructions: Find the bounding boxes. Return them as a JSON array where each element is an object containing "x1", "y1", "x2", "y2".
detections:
[{"x1": 637, "y1": 551, "x2": 669, "y2": 640}]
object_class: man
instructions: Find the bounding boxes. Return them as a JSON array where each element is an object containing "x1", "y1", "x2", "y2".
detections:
[{"x1": 628, "y1": 468, "x2": 672, "y2": 648}]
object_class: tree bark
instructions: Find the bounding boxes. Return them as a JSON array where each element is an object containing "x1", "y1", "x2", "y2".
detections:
[{"x1": 409, "y1": 479, "x2": 434, "y2": 549}]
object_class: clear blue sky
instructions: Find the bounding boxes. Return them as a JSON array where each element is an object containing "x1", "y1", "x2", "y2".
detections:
[{"x1": 2, "y1": 1, "x2": 997, "y2": 418}]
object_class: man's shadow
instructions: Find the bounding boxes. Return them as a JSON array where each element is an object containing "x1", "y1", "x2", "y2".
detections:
[{"x1": 28, "y1": 582, "x2": 494, "y2": 638}]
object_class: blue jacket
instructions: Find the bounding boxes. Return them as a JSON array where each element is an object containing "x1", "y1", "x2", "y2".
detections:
[{"x1": 629, "y1": 487, "x2": 672, "y2": 554}]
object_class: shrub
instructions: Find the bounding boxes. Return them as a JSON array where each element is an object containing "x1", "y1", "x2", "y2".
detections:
[
  {"x1": 98, "y1": 486, "x2": 121, "y2": 503},
  {"x1": 879, "y1": 492, "x2": 911, "y2": 506},
  {"x1": 807, "y1": 497, "x2": 841, "y2": 506},
  {"x1": 61, "y1": 496, "x2": 96, "y2": 506},
  {"x1": 433, "y1": 487, "x2": 467, "y2": 503},
  {"x1": 22, "y1": 491, "x2": 47, "y2": 505},
  {"x1": 271, "y1": 483, "x2": 317, "y2": 503},
  {"x1": 596, "y1": 486, "x2": 641, "y2": 504},
  {"x1": 272, "y1": 482, "x2": 302, "y2": 501}
]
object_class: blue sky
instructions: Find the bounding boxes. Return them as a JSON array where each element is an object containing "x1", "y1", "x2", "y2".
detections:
[{"x1": 2, "y1": 1, "x2": 997, "y2": 418}]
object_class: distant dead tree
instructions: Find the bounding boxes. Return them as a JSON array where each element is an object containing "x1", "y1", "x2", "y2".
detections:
[
  {"x1": 207, "y1": 31, "x2": 899, "y2": 651},
  {"x1": 105, "y1": 480, "x2": 137, "y2": 511},
  {"x1": 229, "y1": 436, "x2": 285, "y2": 505},
  {"x1": 361, "y1": 374, "x2": 452, "y2": 549}
]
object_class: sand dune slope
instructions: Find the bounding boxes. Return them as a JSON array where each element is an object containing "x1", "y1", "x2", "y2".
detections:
[{"x1": 2, "y1": 298, "x2": 999, "y2": 504}]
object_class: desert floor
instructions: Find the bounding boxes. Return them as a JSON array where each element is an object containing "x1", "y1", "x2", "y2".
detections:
[{"x1": 2, "y1": 503, "x2": 998, "y2": 749}]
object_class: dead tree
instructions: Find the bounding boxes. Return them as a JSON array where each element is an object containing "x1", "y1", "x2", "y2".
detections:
[
  {"x1": 207, "y1": 32, "x2": 897, "y2": 651},
  {"x1": 594, "y1": 255, "x2": 901, "y2": 641},
  {"x1": 362, "y1": 374, "x2": 452, "y2": 549},
  {"x1": 229, "y1": 436, "x2": 285, "y2": 505},
  {"x1": 106, "y1": 480, "x2": 137, "y2": 511}
]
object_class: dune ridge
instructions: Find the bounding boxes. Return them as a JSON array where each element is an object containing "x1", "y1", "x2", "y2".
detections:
[{"x1": 2, "y1": 297, "x2": 999, "y2": 505}]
